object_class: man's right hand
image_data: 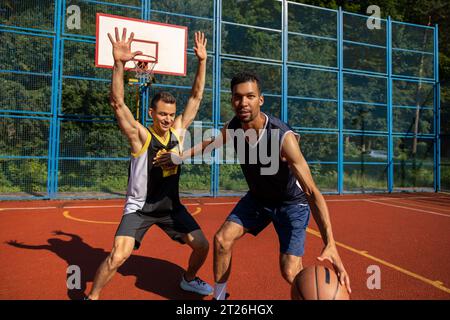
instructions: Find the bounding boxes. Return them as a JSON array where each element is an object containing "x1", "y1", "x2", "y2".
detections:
[
  {"x1": 193, "y1": 31, "x2": 207, "y2": 62},
  {"x1": 153, "y1": 151, "x2": 184, "y2": 167},
  {"x1": 107, "y1": 27, "x2": 143, "y2": 64}
]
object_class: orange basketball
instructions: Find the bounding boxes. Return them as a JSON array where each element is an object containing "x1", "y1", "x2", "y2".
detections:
[{"x1": 291, "y1": 265, "x2": 350, "y2": 300}]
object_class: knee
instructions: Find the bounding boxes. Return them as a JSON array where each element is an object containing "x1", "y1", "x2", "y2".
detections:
[
  {"x1": 192, "y1": 237, "x2": 209, "y2": 253},
  {"x1": 214, "y1": 232, "x2": 233, "y2": 253},
  {"x1": 108, "y1": 249, "x2": 131, "y2": 270},
  {"x1": 281, "y1": 265, "x2": 302, "y2": 284}
]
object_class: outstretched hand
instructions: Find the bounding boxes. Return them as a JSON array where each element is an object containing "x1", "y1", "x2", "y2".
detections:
[
  {"x1": 107, "y1": 27, "x2": 143, "y2": 64},
  {"x1": 317, "y1": 244, "x2": 352, "y2": 294},
  {"x1": 6, "y1": 240, "x2": 23, "y2": 246},
  {"x1": 193, "y1": 31, "x2": 207, "y2": 61}
]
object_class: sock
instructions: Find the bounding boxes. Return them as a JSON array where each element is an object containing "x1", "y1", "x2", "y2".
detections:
[
  {"x1": 214, "y1": 282, "x2": 227, "y2": 300},
  {"x1": 183, "y1": 273, "x2": 193, "y2": 283}
]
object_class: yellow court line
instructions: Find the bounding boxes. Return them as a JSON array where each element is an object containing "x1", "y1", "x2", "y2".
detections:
[
  {"x1": 306, "y1": 227, "x2": 450, "y2": 295},
  {"x1": 62, "y1": 207, "x2": 202, "y2": 224},
  {"x1": 191, "y1": 207, "x2": 202, "y2": 216},
  {"x1": 63, "y1": 211, "x2": 118, "y2": 224}
]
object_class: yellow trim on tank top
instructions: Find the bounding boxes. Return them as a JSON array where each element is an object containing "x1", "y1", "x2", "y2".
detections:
[
  {"x1": 131, "y1": 131, "x2": 152, "y2": 158},
  {"x1": 169, "y1": 127, "x2": 183, "y2": 153},
  {"x1": 149, "y1": 126, "x2": 170, "y2": 146}
]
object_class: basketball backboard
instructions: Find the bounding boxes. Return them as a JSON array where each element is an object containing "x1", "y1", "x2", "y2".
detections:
[{"x1": 95, "y1": 13, "x2": 187, "y2": 76}]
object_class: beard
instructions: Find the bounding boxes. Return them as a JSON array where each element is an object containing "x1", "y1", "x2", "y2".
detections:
[{"x1": 237, "y1": 110, "x2": 255, "y2": 123}]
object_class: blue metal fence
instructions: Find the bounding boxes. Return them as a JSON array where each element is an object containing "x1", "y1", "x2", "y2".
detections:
[{"x1": 0, "y1": 0, "x2": 441, "y2": 199}]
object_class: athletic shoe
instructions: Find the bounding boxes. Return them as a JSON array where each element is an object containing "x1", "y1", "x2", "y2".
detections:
[{"x1": 180, "y1": 275, "x2": 213, "y2": 296}]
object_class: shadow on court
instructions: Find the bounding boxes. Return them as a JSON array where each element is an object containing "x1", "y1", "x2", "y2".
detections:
[{"x1": 5, "y1": 230, "x2": 205, "y2": 300}]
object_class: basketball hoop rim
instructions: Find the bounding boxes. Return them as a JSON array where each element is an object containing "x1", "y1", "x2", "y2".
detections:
[
  {"x1": 133, "y1": 59, "x2": 157, "y2": 84},
  {"x1": 132, "y1": 54, "x2": 158, "y2": 64}
]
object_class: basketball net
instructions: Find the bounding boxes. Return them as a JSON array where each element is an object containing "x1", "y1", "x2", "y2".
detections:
[
  {"x1": 133, "y1": 59, "x2": 156, "y2": 85},
  {"x1": 131, "y1": 59, "x2": 156, "y2": 122}
]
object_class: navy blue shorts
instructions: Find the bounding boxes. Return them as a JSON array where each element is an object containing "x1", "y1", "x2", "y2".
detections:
[{"x1": 227, "y1": 193, "x2": 310, "y2": 256}]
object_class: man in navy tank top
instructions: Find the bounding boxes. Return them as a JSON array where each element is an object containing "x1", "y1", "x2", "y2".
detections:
[{"x1": 156, "y1": 71, "x2": 352, "y2": 300}]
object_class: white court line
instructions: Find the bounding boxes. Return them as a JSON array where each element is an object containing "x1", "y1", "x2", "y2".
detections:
[
  {"x1": 0, "y1": 206, "x2": 58, "y2": 211},
  {"x1": 381, "y1": 198, "x2": 450, "y2": 213},
  {"x1": 185, "y1": 202, "x2": 237, "y2": 206},
  {"x1": 64, "y1": 205, "x2": 123, "y2": 209},
  {"x1": 365, "y1": 199, "x2": 450, "y2": 218},
  {"x1": 1, "y1": 196, "x2": 449, "y2": 212},
  {"x1": 66, "y1": 203, "x2": 238, "y2": 208},
  {"x1": 326, "y1": 195, "x2": 450, "y2": 202},
  {"x1": 0, "y1": 205, "x2": 123, "y2": 211},
  {"x1": 68, "y1": 202, "x2": 236, "y2": 207},
  {"x1": 0, "y1": 203, "x2": 236, "y2": 212}
]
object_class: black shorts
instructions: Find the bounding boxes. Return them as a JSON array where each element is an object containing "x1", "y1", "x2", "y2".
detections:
[{"x1": 115, "y1": 205, "x2": 200, "y2": 249}]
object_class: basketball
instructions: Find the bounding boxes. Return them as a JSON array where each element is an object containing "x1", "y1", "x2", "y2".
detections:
[{"x1": 291, "y1": 265, "x2": 350, "y2": 300}]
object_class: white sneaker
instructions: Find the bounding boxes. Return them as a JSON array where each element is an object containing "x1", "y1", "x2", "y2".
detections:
[{"x1": 180, "y1": 276, "x2": 213, "y2": 296}]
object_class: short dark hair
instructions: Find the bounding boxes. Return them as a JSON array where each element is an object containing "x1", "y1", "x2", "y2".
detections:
[
  {"x1": 150, "y1": 91, "x2": 176, "y2": 109},
  {"x1": 230, "y1": 71, "x2": 262, "y2": 94}
]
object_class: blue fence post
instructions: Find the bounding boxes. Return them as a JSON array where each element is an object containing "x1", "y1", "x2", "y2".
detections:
[
  {"x1": 281, "y1": 0, "x2": 288, "y2": 123},
  {"x1": 54, "y1": 0, "x2": 67, "y2": 198},
  {"x1": 434, "y1": 24, "x2": 440, "y2": 192},
  {"x1": 212, "y1": 0, "x2": 222, "y2": 197},
  {"x1": 337, "y1": 7, "x2": 344, "y2": 194},
  {"x1": 53, "y1": 41, "x2": 62, "y2": 197},
  {"x1": 47, "y1": 0, "x2": 64, "y2": 198},
  {"x1": 387, "y1": 16, "x2": 393, "y2": 193}
]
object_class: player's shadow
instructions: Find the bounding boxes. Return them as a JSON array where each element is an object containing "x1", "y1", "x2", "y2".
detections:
[{"x1": 5, "y1": 231, "x2": 206, "y2": 300}]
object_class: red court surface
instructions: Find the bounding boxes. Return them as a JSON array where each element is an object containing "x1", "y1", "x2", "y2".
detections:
[{"x1": 0, "y1": 193, "x2": 449, "y2": 300}]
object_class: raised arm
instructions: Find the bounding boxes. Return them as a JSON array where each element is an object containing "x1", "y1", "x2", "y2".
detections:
[
  {"x1": 153, "y1": 125, "x2": 228, "y2": 167},
  {"x1": 281, "y1": 132, "x2": 351, "y2": 294},
  {"x1": 6, "y1": 240, "x2": 49, "y2": 250},
  {"x1": 108, "y1": 27, "x2": 148, "y2": 154},
  {"x1": 173, "y1": 32, "x2": 207, "y2": 131}
]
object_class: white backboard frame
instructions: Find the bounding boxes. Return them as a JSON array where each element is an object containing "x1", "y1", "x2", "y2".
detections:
[{"x1": 95, "y1": 13, "x2": 187, "y2": 76}]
